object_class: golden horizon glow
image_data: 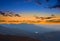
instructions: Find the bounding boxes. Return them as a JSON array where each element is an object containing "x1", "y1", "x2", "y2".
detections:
[{"x1": 0, "y1": 15, "x2": 60, "y2": 24}]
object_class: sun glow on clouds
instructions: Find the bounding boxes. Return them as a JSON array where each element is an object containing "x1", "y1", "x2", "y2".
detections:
[{"x1": 0, "y1": 15, "x2": 60, "y2": 24}]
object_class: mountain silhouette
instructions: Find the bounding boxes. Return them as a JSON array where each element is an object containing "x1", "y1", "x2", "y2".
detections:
[
  {"x1": 40, "y1": 31, "x2": 60, "y2": 41},
  {"x1": 0, "y1": 24, "x2": 43, "y2": 41},
  {"x1": 0, "y1": 24, "x2": 55, "y2": 34},
  {"x1": 0, "y1": 25, "x2": 33, "y2": 37},
  {"x1": 0, "y1": 24, "x2": 56, "y2": 40},
  {"x1": 0, "y1": 24, "x2": 60, "y2": 41},
  {"x1": 0, "y1": 34, "x2": 40, "y2": 41}
]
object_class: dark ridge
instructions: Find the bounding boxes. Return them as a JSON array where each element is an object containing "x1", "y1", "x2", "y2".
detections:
[
  {"x1": 40, "y1": 31, "x2": 60, "y2": 41},
  {"x1": 0, "y1": 34, "x2": 41, "y2": 41}
]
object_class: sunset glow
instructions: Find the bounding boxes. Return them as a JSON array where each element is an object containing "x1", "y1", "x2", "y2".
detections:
[{"x1": 0, "y1": 15, "x2": 60, "y2": 24}]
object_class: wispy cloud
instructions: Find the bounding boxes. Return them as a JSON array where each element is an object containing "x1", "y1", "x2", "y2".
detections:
[
  {"x1": 0, "y1": 11, "x2": 21, "y2": 17},
  {"x1": 48, "y1": 0, "x2": 60, "y2": 9},
  {"x1": 34, "y1": 0, "x2": 42, "y2": 6},
  {"x1": 24, "y1": 0, "x2": 32, "y2": 2},
  {"x1": 45, "y1": 0, "x2": 50, "y2": 2},
  {"x1": 25, "y1": 0, "x2": 60, "y2": 9}
]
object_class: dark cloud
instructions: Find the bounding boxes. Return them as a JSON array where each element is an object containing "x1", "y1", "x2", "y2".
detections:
[
  {"x1": 0, "y1": 11, "x2": 5, "y2": 16},
  {"x1": 0, "y1": 11, "x2": 21, "y2": 17},
  {"x1": 48, "y1": 0, "x2": 60, "y2": 9},
  {"x1": 15, "y1": 14, "x2": 21, "y2": 17},
  {"x1": 24, "y1": 0, "x2": 42, "y2": 5},
  {"x1": 24, "y1": 0, "x2": 32, "y2": 2},
  {"x1": 34, "y1": 0, "x2": 60, "y2": 9},
  {"x1": 50, "y1": 5, "x2": 60, "y2": 9},
  {"x1": 33, "y1": 0, "x2": 60, "y2": 9},
  {"x1": 34, "y1": 0, "x2": 42, "y2": 6},
  {"x1": 57, "y1": 0, "x2": 60, "y2": 2},
  {"x1": 45, "y1": 0, "x2": 50, "y2": 2}
]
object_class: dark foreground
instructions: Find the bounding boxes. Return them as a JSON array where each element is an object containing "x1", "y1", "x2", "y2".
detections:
[{"x1": 0, "y1": 34, "x2": 41, "y2": 41}]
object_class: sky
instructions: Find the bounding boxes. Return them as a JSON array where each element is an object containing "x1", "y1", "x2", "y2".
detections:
[{"x1": 0, "y1": 0, "x2": 60, "y2": 16}]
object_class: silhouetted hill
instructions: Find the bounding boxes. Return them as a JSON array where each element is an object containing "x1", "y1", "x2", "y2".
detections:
[
  {"x1": 0, "y1": 24, "x2": 54, "y2": 33},
  {"x1": 0, "y1": 25, "x2": 33, "y2": 37},
  {"x1": 0, "y1": 34, "x2": 41, "y2": 41},
  {"x1": 40, "y1": 31, "x2": 60, "y2": 41},
  {"x1": 0, "y1": 24, "x2": 60, "y2": 41}
]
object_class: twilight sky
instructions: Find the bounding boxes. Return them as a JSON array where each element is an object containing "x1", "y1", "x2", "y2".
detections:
[{"x1": 0, "y1": 0, "x2": 60, "y2": 16}]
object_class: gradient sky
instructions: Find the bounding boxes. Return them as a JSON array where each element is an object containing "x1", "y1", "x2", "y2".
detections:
[{"x1": 0, "y1": 0, "x2": 60, "y2": 16}]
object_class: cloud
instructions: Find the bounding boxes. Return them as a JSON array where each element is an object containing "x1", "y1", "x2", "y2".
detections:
[
  {"x1": 15, "y1": 14, "x2": 21, "y2": 17},
  {"x1": 57, "y1": 0, "x2": 60, "y2": 2},
  {"x1": 24, "y1": 0, "x2": 42, "y2": 5},
  {"x1": 46, "y1": 0, "x2": 50, "y2": 2},
  {"x1": 0, "y1": 11, "x2": 21, "y2": 17},
  {"x1": 34, "y1": 0, "x2": 60, "y2": 9},
  {"x1": 49, "y1": 5, "x2": 60, "y2": 9},
  {"x1": 48, "y1": 0, "x2": 60, "y2": 9},
  {"x1": 24, "y1": 0, "x2": 32, "y2": 2},
  {"x1": 0, "y1": 11, "x2": 5, "y2": 16},
  {"x1": 34, "y1": 0, "x2": 42, "y2": 6}
]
